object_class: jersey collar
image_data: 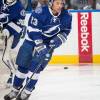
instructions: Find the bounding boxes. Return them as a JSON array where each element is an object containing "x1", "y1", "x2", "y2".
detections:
[{"x1": 48, "y1": 6, "x2": 61, "y2": 18}]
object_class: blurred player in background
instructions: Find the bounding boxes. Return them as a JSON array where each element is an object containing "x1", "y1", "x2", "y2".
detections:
[
  {"x1": 70, "y1": 0, "x2": 94, "y2": 9},
  {"x1": 18, "y1": 0, "x2": 28, "y2": 10},
  {"x1": 31, "y1": 0, "x2": 48, "y2": 10},
  {"x1": 4, "y1": 0, "x2": 72, "y2": 100},
  {"x1": 0, "y1": 0, "x2": 26, "y2": 88},
  {"x1": 96, "y1": 0, "x2": 100, "y2": 9}
]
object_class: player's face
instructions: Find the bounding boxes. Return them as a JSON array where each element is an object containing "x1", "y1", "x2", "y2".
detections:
[{"x1": 52, "y1": 0, "x2": 64, "y2": 15}]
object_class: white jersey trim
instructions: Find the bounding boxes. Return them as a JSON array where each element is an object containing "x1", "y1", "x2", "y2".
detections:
[
  {"x1": 28, "y1": 26, "x2": 42, "y2": 33},
  {"x1": 8, "y1": 22, "x2": 22, "y2": 33},
  {"x1": 28, "y1": 71, "x2": 39, "y2": 80},
  {"x1": 15, "y1": 70, "x2": 26, "y2": 79}
]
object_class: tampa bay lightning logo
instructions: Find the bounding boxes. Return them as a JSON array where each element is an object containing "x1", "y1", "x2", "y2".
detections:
[
  {"x1": 50, "y1": 17, "x2": 60, "y2": 23},
  {"x1": 35, "y1": 7, "x2": 42, "y2": 14},
  {"x1": 43, "y1": 25, "x2": 60, "y2": 37},
  {"x1": 20, "y1": 10, "x2": 26, "y2": 17},
  {"x1": 0, "y1": 12, "x2": 9, "y2": 24}
]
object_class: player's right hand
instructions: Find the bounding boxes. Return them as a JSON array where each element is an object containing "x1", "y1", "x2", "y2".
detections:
[{"x1": 35, "y1": 44, "x2": 49, "y2": 57}]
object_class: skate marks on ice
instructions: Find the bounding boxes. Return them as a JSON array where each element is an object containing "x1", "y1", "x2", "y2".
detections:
[
  {"x1": 0, "y1": 51, "x2": 11, "y2": 99},
  {"x1": 0, "y1": 65, "x2": 100, "y2": 100},
  {"x1": 29, "y1": 65, "x2": 100, "y2": 100},
  {"x1": 0, "y1": 88, "x2": 11, "y2": 100}
]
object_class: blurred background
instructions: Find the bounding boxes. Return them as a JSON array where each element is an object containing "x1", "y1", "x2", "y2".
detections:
[{"x1": 18, "y1": 0, "x2": 100, "y2": 11}]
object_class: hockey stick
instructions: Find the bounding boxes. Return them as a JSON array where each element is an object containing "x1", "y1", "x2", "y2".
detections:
[
  {"x1": 16, "y1": 47, "x2": 54, "y2": 99},
  {"x1": 2, "y1": 36, "x2": 13, "y2": 74}
]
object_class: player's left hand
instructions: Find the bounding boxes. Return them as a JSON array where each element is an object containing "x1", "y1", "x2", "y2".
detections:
[{"x1": 49, "y1": 36, "x2": 62, "y2": 49}]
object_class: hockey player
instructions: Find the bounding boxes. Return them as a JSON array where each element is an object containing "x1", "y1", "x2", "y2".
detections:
[
  {"x1": 96, "y1": 0, "x2": 100, "y2": 9},
  {"x1": 4, "y1": 0, "x2": 72, "y2": 99},
  {"x1": 0, "y1": 0, "x2": 26, "y2": 87}
]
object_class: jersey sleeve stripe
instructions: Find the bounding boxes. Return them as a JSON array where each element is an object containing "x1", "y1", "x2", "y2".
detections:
[{"x1": 8, "y1": 22, "x2": 22, "y2": 33}]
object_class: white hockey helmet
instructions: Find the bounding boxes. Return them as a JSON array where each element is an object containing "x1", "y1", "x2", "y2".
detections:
[
  {"x1": 4, "y1": 0, "x2": 16, "y2": 5},
  {"x1": 49, "y1": 0, "x2": 65, "y2": 6}
]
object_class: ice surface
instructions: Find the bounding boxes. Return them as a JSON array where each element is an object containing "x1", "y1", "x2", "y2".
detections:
[{"x1": 0, "y1": 64, "x2": 100, "y2": 100}]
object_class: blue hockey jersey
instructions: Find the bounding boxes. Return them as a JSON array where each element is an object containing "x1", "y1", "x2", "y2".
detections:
[
  {"x1": 26, "y1": 6, "x2": 72, "y2": 43},
  {"x1": 0, "y1": 1, "x2": 26, "y2": 48},
  {"x1": 0, "y1": 0, "x2": 25, "y2": 29}
]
